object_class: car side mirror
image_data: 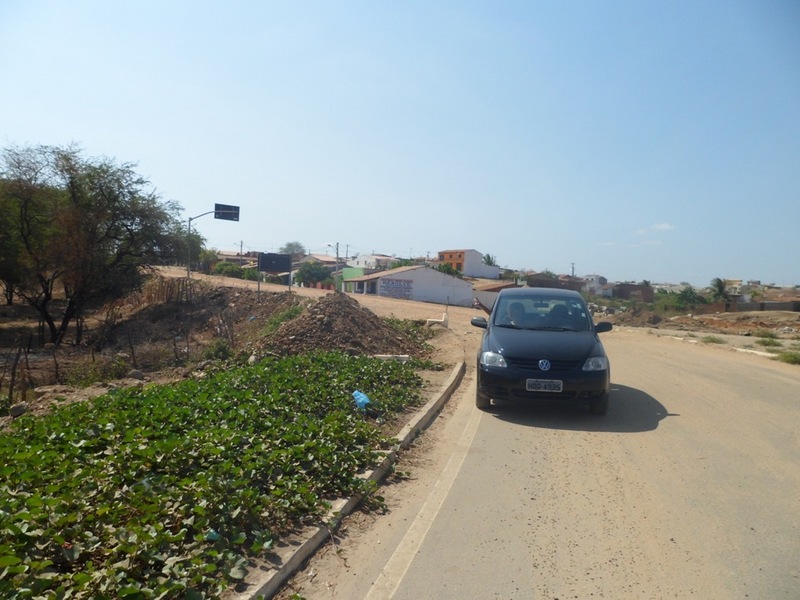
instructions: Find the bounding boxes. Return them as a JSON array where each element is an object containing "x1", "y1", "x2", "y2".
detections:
[
  {"x1": 594, "y1": 321, "x2": 613, "y2": 333},
  {"x1": 471, "y1": 316, "x2": 488, "y2": 329}
]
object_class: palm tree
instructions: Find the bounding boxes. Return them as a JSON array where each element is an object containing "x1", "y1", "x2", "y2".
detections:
[{"x1": 709, "y1": 278, "x2": 730, "y2": 302}]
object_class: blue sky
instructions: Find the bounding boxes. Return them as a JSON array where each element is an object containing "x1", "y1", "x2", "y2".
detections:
[{"x1": 2, "y1": 1, "x2": 798, "y2": 287}]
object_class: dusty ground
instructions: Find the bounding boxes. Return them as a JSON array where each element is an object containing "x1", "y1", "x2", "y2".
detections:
[
  {"x1": 0, "y1": 272, "x2": 475, "y2": 428},
  {"x1": 3, "y1": 273, "x2": 798, "y2": 427},
  {"x1": 604, "y1": 306, "x2": 800, "y2": 359},
  {"x1": 608, "y1": 304, "x2": 800, "y2": 336}
]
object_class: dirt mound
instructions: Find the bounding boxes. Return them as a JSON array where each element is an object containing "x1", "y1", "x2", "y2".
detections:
[
  {"x1": 260, "y1": 292, "x2": 429, "y2": 357},
  {"x1": 607, "y1": 307, "x2": 664, "y2": 328},
  {"x1": 1, "y1": 287, "x2": 435, "y2": 428}
]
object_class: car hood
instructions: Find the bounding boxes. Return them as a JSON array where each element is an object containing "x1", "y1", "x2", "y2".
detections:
[{"x1": 485, "y1": 326, "x2": 604, "y2": 359}]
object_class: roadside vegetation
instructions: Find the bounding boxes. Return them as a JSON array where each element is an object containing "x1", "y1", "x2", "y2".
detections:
[
  {"x1": 0, "y1": 352, "x2": 429, "y2": 598},
  {"x1": 775, "y1": 351, "x2": 800, "y2": 365}
]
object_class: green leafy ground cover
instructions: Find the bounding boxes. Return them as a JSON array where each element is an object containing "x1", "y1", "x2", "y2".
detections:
[{"x1": 1, "y1": 352, "x2": 428, "y2": 599}]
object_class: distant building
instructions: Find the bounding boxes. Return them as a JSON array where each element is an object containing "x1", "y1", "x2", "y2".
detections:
[
  {"x1": 344, "y1": 265, "x2": 475, "y2": 307},
  {"x1": 346, "y1": 253, "x2": 396, "y2": 270},
  {"x1": 297, "y1": 253, "x2": 338, "y2": 267},
  {"x1": 437, "y1": 249, "x2": 501, "y2": 279},
  {"x1": 582, "y1": 274, "x2": 608, "y2": 296},
  {"x1": 526, "y1": 273, "x2": 584, "y2": 292},
  {"x1": 612, "y1": 283, "x2": 655, "y2": 303}
]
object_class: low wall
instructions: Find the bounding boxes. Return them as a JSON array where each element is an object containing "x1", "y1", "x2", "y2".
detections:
[{"x1": 697, "y1": 301, "x2": 800, "y2": 314}]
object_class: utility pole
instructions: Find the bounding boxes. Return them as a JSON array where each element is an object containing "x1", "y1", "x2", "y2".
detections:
[
  {"x1": 187, "y1": 216, "x2": 193, "y2": 279},
  {"x1": 329, "y1": 242, "x2": 340, "y2": 292}
]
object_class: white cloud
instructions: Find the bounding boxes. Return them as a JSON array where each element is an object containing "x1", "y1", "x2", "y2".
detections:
[{"x1": 635, "y1": 223, "x2": 674, "y2": 236}]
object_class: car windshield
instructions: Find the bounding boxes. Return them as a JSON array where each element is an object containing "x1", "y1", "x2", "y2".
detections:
[{"x1": 492, "y1": 295, "x2": 592, "y2": 331}]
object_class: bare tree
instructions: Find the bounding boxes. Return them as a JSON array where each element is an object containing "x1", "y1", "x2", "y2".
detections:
[{"x1": 1, "y1": 144, "x2": 183, "y2": 345}]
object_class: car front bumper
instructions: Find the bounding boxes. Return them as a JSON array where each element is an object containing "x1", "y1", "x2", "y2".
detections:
[{"x1": 477, "y1": 365, "x2": 609, "y2": 404}]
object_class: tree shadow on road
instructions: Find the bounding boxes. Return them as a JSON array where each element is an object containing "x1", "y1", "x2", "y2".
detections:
[{"x1": 488, "y1": 383, "x2": 676, "y2": 433}]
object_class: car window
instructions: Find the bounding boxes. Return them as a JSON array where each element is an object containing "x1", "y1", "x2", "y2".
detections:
[{"x1": 493, "y1": 295, "x2": 592, "y2": 330}]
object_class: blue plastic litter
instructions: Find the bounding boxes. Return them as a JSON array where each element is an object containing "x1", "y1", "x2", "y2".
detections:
[
  {"x1": 205, "y1": 529, "x2": 220, "y2": 542},
  {"x1": 352, "y1": 390, "x2": 370, "y2": 410}
]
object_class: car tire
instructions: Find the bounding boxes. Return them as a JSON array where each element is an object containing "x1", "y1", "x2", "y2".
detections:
[
  {"x1": 476, "y1": 390, "x2": 491, "y2": 410},
  {"x1": 589, "y1": 393, "x2": 609, "y2": 415}
]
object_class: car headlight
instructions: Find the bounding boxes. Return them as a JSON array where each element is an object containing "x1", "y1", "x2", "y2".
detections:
[
  {"x1": 480, "y1": 351, "x2": 507, "y2": 368},
  {"x1": 582, "y1": 356, "x2": 608, "y2": 371}
]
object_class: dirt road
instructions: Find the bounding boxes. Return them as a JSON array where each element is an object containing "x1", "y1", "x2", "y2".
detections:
[{"x1": 274, "y1": 312, "x2": 800, "y2": 599}]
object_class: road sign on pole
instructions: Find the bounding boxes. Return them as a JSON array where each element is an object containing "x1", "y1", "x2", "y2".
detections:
[
  {"x1": 258, "y1": 253, "x2": 292, "y2": 273},
  {"x1": 214, "y1": 204, "x2": 240, "y2": 221},
  {"x1": 187, "y1": 205, "x2": 241, "y2": 281}
]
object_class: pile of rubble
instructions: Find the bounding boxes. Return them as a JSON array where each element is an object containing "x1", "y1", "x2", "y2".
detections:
[{"x1": 259, "y1": 292, "x2": 430, "y2": 357}]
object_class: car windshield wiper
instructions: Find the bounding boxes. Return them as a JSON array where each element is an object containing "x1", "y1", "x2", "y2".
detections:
[{"x1": 495, "y1": 322, "x2": 522, "y2": 329}]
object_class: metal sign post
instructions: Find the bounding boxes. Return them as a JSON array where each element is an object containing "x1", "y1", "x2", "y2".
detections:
[
  {"x1": 186, "y1": 204, "x2": 240, "y2": 279},
  {"x1": 258, "y1": 253, "x2": 293, "y2": 295}
]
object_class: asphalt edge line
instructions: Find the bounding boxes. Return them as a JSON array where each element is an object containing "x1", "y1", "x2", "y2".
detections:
[{"x1": 230, "y1": 360, "x2": 467, "y2": 600}]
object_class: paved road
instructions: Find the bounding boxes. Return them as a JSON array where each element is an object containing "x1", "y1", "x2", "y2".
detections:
[{"x1": 276, "y1": 327, "x2": 800, "y2": 599}]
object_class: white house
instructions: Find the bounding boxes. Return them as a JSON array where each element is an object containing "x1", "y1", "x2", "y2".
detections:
[
  {"x1": 343, "y1": 265, "x2": 475, "y2": 307},
  {"x1": 582, "y1": 274, "x2": 610, "y2": 297},
  {"x1": 346, "y1": 253, "x2": 396, "y2": 270}
]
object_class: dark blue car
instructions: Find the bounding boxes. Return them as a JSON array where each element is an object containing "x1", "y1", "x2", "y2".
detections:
[{"x1": 471, "y1": 287, "x2": 613, "y2": 414}]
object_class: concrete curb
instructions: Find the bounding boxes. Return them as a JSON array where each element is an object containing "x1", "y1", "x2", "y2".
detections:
[{"x1": 228, "y1": 360, "x2": 467, "y2": 600}]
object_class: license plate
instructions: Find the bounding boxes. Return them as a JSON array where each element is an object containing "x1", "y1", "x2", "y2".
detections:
[{"x1": 526, "y1": 379, "x2": 563, "y2": 392}]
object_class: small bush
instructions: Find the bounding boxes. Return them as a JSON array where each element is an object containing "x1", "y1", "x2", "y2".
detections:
[
  {"x1": 774, "y1": 351, "x2": 800, "y2": 365},
  {"x1": 384, "y1": 317, "x2": 436, "y2": 348},
  {"x1": 203, "y1": 338, "x2": 233, "y2": 360},
  {"x1": 263, "y1": 304, "x2": 304, "y2": 334},
  {"x1": 756, "y1": 338, "x2": 782, "y2": 348},
  {"x1": 136, "y1": 343, "x2": 185, "y2": 370},
  {"x1": 213, "y1": 261, "x2": 243, "y2": 278},
  {"x1": 753, "y1": 329, "x2": 777, "y2": 339},
  {"x1": 65, "y1": 355, "x2": 129, "y2": 387},
  {"x1": 701, "y1": 335, "x2": 726, "y2": 344}
]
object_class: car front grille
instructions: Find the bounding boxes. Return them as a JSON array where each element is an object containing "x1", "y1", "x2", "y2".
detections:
[{"x1": 504, "y1": 357, "x2": 581, "y2": 372}]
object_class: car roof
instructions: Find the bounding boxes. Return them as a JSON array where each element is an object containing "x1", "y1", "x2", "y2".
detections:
[{"x1": 497, "y1": 287, "x2": 583, "y2": 300}]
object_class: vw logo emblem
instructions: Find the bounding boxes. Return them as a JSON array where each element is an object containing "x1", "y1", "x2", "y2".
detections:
[{"x1": 538, "y1": 359, "x2": 551, "y2": 371}]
